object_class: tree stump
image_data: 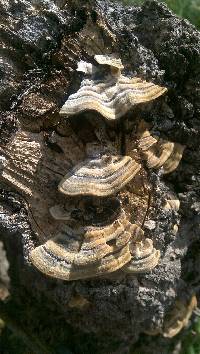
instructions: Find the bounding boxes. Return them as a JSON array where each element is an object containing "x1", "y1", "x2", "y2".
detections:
[{"x1": 0, "y1": 0, "x2": 200, "y2": 353}]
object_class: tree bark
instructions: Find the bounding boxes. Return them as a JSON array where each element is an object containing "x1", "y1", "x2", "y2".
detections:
[{"x1": 0, "y1": 0, "x2": 200, "y2": 353}]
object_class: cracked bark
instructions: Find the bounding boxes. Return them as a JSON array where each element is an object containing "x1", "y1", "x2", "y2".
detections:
[{"x1": 0, "y1": 0, "x2": 200, "y2": 353}]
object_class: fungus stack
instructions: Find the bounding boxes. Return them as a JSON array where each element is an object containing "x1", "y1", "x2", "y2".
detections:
[
  {"x1": 30, "y1": 147, "x2": 145, "y2": 279},
  {"x1": 30, "y1": 55, "x2": 184, "y2": 281},
  {"x1": 30, "y1": 211, "x2": 143, "y2": 280}
]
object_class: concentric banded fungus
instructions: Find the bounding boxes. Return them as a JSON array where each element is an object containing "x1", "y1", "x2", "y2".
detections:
[
  {"x1": 30, "y1": 211, "x2": 142, "y2": 280},
  {"x1": 138, "y1": 129, "x2": 157, "y2": 151},
  {"x1": 60, "y1": 55, "x2": 167, "y2": 120},
  {"x1": 94, "y1": 54, "x2": 124, "y2": 76},
  {"x1": 122, "y1": 238, "x2": 160, "y2": 273},
  {"x1": 138, "y1": 129, "x2": 185, "y2": 174},
  {"x1": 94, "y1": 54, "x2": 124, "y2": 70},
  {"x1": 162, "y1": 143, "x2": 185, "y2": 174},
  {"x1": 58, "y1": 155, "x2": 141, "y2": 197},
  {"x1": 30, "y1": 243, "x2": 131, "y2": 280},
  {"x1": 145, "y1": 140, "x2": 175, "y2": 169},
  {"x1": 163, "y1": 295, "x2": 197, "y2": 338}
]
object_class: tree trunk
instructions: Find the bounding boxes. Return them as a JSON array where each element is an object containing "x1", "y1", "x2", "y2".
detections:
[{"x1": 0, "y1": 0, "x2": 200, "y2": 353}]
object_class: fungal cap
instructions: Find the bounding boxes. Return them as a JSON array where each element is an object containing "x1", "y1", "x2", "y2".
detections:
[
  {"x1": 30, "y1": 241, "x2": 131, "y2": 281},
  {"x1": 49, "y1": 204, "x2": 72, "y2": 221},
  {"x1": 138, "y1": 133, "x2": 158, "y2": 151},
  {"x1": 30, "y1": 212, "x2": 141, "y2": 280},
  {"x1": 163, "y1": 295, "x2": 197, "y2": 338},
  {"x1": 59, "y1": 76, "x2": 167, "y2": 120},
  {"x1": 145, "y1": 140, "x2": 175, "y2": 169},
  {"x1": 162, "y1": 143, "x2": 185, "y2": 174},
  {"x1": 122, "y1": 238, "x2": 160, "y2": 273},
  {"x1": 77, "y1": 60, "x2": 94, "y2": 75},
  {"x1": 94, "y1": 54, "x2": 124, "y2": 69},
  {"x1": 58, "y1": 155, "x2": 141, "y2": 197},
  {"x1": 138, "y1": 124, "x2": 158, "y2": 151},
  {"x1": 139, "y1": 130, "x2": 185, "y2": 174}
]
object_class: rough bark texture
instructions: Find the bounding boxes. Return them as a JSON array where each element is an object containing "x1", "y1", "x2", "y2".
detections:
[{"x1": 0, "y1": 0, "x2": 200, "y2": 353}]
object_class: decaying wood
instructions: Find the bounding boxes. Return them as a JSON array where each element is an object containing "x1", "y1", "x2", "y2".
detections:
[{"x1": 0, "y1": 0, "x2": 200, "y2": 353}]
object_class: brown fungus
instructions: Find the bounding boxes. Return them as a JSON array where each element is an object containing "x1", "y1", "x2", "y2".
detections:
[
  {"x1": 20, "y1": 57, "x2": 167, "y2": 282},
  {"x1": 94, "y1": 54, "x2": 124, "y2": 70},
  {"x1": 60, "y1": 76, "x2": 167, "y2": 121},
  {"x1": 138, "y1": 130, "x2": 157, "y2": 151},
  {"x1": 30, "y1": 242, "x2": 131, "y2": 281},
  {"x1": 94, "y1": 54, "x2": 124, "y2": 76},
  {"x1": 60, "y1": 56, "x2": 167, "y2": 120},
  {"x1": 162, "y1": 143, "x2": 185, "y2": 174},
  {"x1": 122, "y1": 238, "x2": 160, "y2": 273},
  {"x1": 162, "y1": 295, "x2": 197, "y2": 338},
  {"x1": 145, "y1": 140, "x2": 175, "y2": 169},
  {"x1": 58, "y1": 154, "x2": 141, "y2": 197},
  {"x1": 138, "y1": 127, "x2": 185, "y2": 174},
  {"x1": 144, "y1": 296, "x2": 197, "y2": 338},
  {"x1": 30, "y1": 209, "x2": 145, "y2": 280}
]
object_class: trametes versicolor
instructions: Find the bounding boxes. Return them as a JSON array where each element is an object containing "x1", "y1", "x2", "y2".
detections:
[{"x1": 30, "y1": 55, "x2": 185, "y2": 281}]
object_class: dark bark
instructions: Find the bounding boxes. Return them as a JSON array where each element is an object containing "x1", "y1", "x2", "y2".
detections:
[{"x1": 0, "y1": 0, "x2": 200, "y2": 353}]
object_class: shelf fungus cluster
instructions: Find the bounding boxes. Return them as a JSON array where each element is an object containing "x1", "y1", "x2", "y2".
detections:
[
  {"x1": 30, "y1": 55, "x2": 184, "y2": 281},
  {"x1": 30, "y1": 211, "x2": 143, "y2": 280},
  {"x1": 30, "y1": 147, "x2": 149, "y2": 280},
  {"x1": 138, "y1": 126, "x2": 185, "y2": 174}
]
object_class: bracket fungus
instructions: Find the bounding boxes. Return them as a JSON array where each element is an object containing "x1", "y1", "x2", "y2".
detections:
[
  {"x1": 123, "y1": 238, "x2": 160, "y2": 273},
  {"x1": 162, "y1": 295, "x2": 197, "y2": 338},
  {"x1": 28, "y1": 56, "x2": 169, "y2": 280},
  {"x1": 94, "y1": 54, "x2": 124, "y2": 70},
  {"x1": 138, "y1": 130, "x2": 158, "y2": 151},
  {"x1": 60, "y1": 55, "x2": 167, "y2": 120},
  {"x1": 138, "y1": 126, "x2": 185, "y2": 174},
  {"x1": 30, "y1": 210, "x2": 145, "y2": 280},
  {"x1": 161, "y1": 143, "x2": 185, "y2": 174},
  {"x1": 58, "y1": 154, "x2": 141, "y2": 197},
  {"x1": 30, "y1": 242, "x2": 131, "y2": 281},
  {"x1": 1, "y1": 0, "x2": 199, "y2": 347},
  {"x1": 94, "y1": 54, "x2": 124, "y2": 76}
]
